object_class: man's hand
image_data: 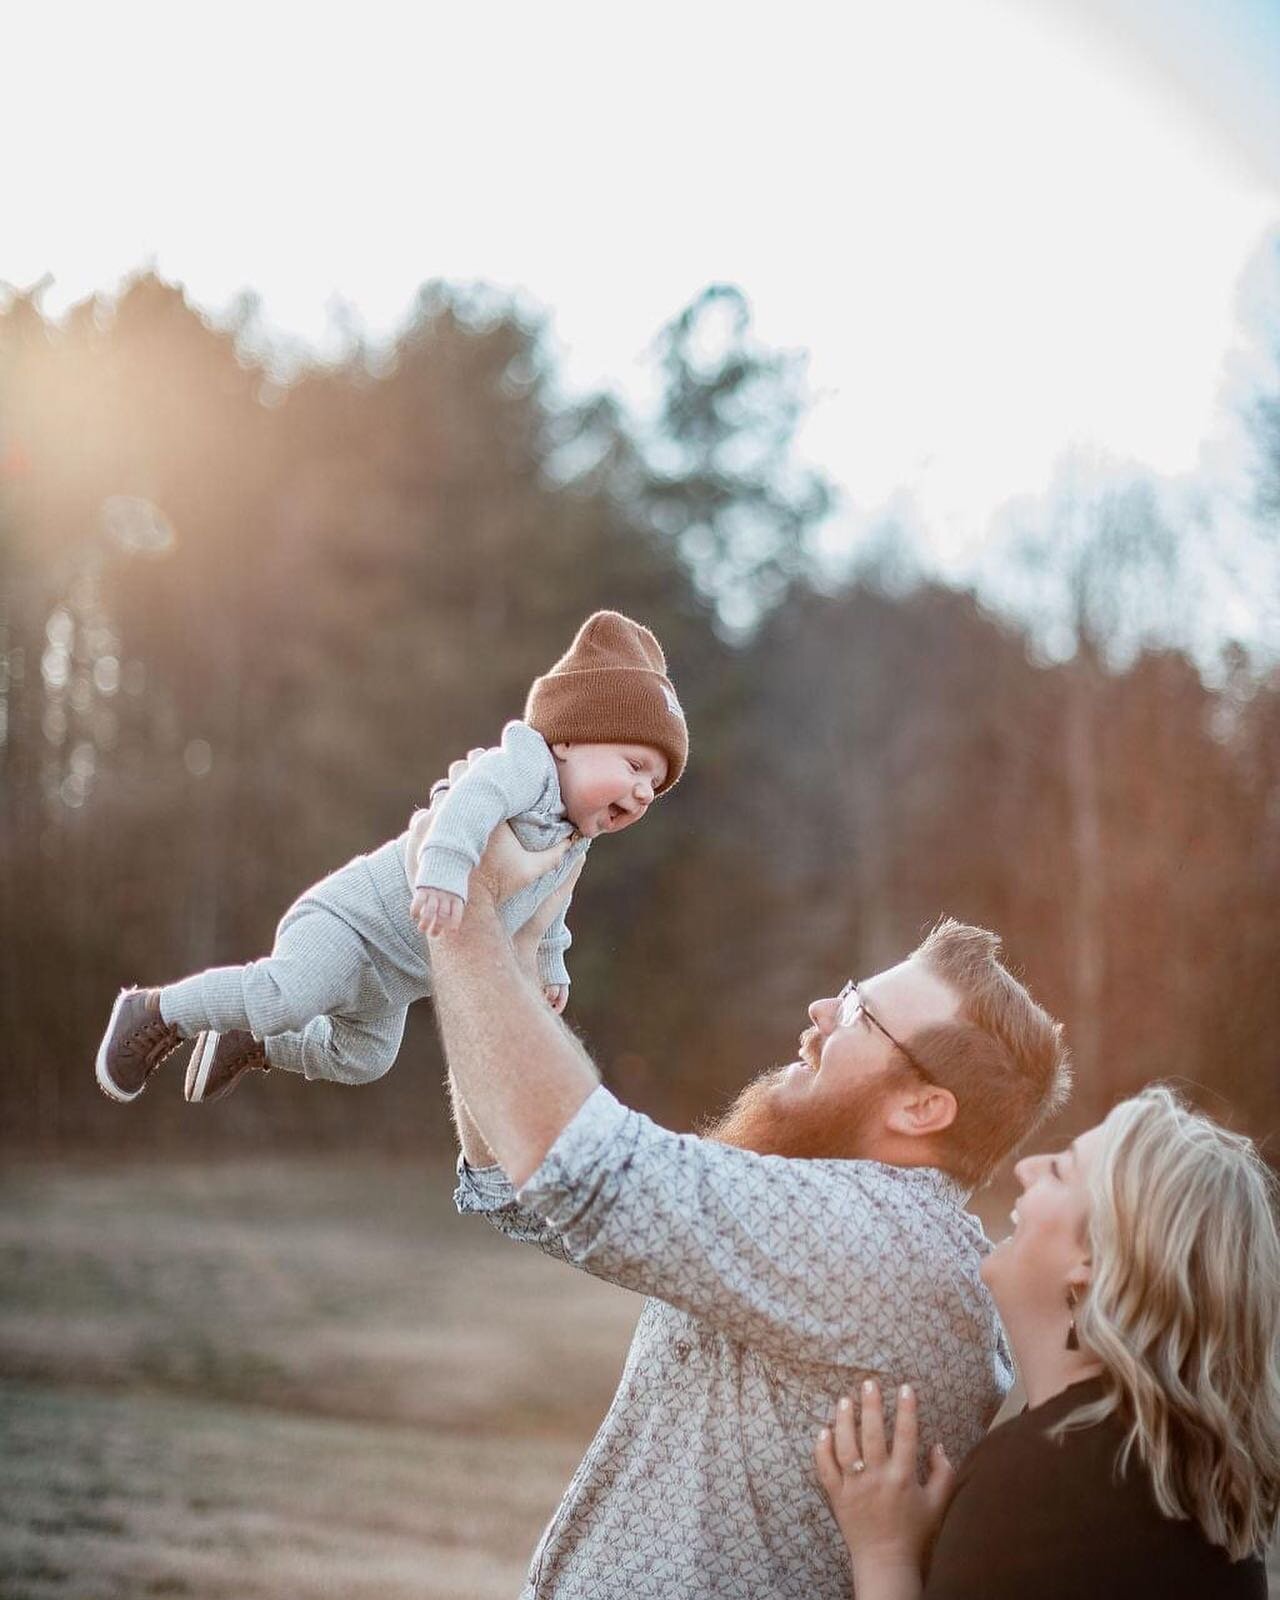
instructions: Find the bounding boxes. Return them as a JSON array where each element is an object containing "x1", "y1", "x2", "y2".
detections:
[
  {"x1": 543, "y1": 984, "x2": 570, "y2": 1014},
  {"x1": 435, "y1": 748, "x2": 489, "y2": 793},
  {"x1": 468, "y1": 805, "x2": 575, "y2": 910},
  {"x1": 412, "y1": 887, "x2": 465, "y2": 938}
]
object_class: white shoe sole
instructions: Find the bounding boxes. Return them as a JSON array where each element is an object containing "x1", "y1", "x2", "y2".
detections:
[
  {"x1": 95, "y1": 990, "x2": 145, "y2": 1103},
  {"x1": 185, "y1": 1031, "x2": 220, "y2": 1103}
]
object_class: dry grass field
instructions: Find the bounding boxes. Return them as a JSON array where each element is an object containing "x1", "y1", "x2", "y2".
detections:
[
  {"x1": 2, "y1": 1157, "x2": 1276, "y2": 1598},
  {"x1": 0, "y1": 1156, "x2": 640, "y2": 1599}
]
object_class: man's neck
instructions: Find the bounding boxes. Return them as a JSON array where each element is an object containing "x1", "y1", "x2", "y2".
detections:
[{"x1": 860, "y1": 1131, "x2": 950, "y2": 1176}]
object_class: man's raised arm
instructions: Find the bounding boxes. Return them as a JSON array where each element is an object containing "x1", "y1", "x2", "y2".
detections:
[
  {"x1": 430, "y1": 828, "x2": 597, "y2": 1187},
  {"x1": 447, "y1": 1070, "x2": 499, "y2": 1169}
]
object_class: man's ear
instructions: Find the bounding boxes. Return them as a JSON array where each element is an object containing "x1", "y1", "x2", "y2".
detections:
[
  {"x1": 884, "y1": 1084, "x2": 957, "y2": 1140},
  {"x1": 551, "y1": 741, "x2": 571, "y2": 759}
]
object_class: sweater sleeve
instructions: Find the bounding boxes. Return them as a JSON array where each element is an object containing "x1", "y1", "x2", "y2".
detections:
[
  {"x1": 537, "y1": 903, "x2": 573, "y2": 989},
  {"x1": 414, "y1": 723, "x2": 557, "y2": 901}
]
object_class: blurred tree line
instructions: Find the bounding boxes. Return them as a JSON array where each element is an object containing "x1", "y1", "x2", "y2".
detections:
[{"x1": 0, "y1": 273, "x2": 1276, "y2": 1161}]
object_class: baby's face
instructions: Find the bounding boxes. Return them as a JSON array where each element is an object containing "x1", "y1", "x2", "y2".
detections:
[{"x1": 552, "y1": 742, "x2": 669, "y2": 838}]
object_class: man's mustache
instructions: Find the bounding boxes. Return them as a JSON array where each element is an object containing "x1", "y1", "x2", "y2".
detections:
[{"x1": 797, "y1": 1027, "x2": 821, "y2": 1072}]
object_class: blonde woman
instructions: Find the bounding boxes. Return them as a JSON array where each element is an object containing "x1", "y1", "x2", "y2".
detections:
[{"x1": 816, "y1": 1086, "x2": 1280, "y2": 1599}]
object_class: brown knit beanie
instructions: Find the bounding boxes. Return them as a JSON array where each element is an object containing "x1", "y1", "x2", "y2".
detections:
[{"x1": 524, "y1": 611, "x2": 688, "y2": 792}]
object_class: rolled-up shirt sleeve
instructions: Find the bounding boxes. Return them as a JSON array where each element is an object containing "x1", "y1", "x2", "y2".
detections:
[
  {"x1": 499, "y1": 1085, "x2": 975, "y2": 1371},
  {"x1": 454, "y1": 1154, "x2": 574, "y2": 1263}
]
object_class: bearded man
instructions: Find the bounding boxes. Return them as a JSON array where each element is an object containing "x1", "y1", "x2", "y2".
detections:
[{"x1": 430, "y1": 801, "x2": 1070, "y2": 1600}]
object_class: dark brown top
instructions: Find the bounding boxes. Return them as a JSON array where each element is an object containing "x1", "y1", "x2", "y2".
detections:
[{"x1": 923, "y1": 1376, "x2": 1267, "y2": 1600}]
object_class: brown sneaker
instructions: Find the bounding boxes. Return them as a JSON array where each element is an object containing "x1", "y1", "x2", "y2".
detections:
[
  {"x1": 185, "y1": 1030, "x2": 271, "y2": 1104},
  {"x1": 95, "y1": 988, "x2": 188, "y2": 1102}
]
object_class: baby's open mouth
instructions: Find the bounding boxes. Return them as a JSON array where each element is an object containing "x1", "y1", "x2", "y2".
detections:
[{"x1": 608, "y1": 804, "x2": 625, "y2": 822}]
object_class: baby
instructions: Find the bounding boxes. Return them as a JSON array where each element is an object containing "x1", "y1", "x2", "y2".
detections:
[{"x1": 94, "y1": 610, "x2": 686, "y2": 1106}]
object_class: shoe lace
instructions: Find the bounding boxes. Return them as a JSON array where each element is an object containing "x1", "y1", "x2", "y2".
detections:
[
  {"x1": 239, "y1": 1040, "x2": 269, "y2": 1072},
  {"x1": 125, "y1": 1016, "x2": 183, "y2": 1070},
  {"x1": 217, "y1": 1033, "x2": 270, "y2": 1074}
]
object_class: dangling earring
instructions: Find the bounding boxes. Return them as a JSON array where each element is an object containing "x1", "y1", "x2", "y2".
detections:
[{"x1": 1065, "y1": 1287, "x2": 1080, "y2": 1352}]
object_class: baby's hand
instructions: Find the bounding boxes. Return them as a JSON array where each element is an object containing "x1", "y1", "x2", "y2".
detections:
[
  {"x1": 543, "y1": 984, "x2": 569, "y2": 1014},
  {"x1": 413, "y1": 887, "x2": 466, "y2": 938}
]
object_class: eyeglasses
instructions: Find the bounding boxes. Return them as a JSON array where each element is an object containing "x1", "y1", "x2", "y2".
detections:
[{"x1": 835, "y1": 980, "x2": 931, "y2": 1080}]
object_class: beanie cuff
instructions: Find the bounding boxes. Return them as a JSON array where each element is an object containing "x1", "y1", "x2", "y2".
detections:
[{"x1": 525, "y1": 667, "x2": 687, "y2": 791}]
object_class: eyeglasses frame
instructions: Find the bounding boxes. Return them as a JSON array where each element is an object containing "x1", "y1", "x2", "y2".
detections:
[{"x1": 835, "y1": 979, "x2": 933, "y2": 1082}]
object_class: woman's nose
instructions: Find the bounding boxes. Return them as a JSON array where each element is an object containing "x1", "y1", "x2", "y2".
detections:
[{"x1": 1012, "y1": 1156, "x2": 1034, "y2": 1189}]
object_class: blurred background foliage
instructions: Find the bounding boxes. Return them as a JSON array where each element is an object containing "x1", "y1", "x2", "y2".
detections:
[{"x1": 1, "y1": 272, "x2": 1276, "y2": 1161}]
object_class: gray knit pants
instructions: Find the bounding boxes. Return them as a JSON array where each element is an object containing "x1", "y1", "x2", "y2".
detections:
[
  {"x1": 159, "y1": 837, "x2": 432, "y2": 1084},
  {"x1": 158, "y1": 829, "x2": 589, "y2": 1085}
]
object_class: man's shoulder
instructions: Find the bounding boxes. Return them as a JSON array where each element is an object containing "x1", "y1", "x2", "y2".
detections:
[
  {"x1": 536, "y1": 1096, "x2": 987, "y2": 1257},
  {"x1": 751, "y1": 1151, "x2": 990, "y2": 1252},
  {"x1": 747, "y1": 1149, "x2": 965, "y2": 1203}
]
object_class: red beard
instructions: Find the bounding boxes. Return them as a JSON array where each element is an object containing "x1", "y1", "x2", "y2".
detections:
[{"x1": 700, "y1": 1064, "x2": 899, "y2": 1161}]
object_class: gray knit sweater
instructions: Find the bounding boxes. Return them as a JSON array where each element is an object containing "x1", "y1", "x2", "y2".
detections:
[{"x1": 411, "y1": 721, "x2": 585, "y2": 990}]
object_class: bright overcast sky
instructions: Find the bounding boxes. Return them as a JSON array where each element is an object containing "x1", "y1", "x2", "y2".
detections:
[{"x1": 5, "y1": 0, "x2": 1279, "y2": 569}]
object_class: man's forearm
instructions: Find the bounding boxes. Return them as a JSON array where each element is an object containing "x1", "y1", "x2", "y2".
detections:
[
  {"x1": 430, "y1": 893, "x2": 599, "y2": 1187},
  {"x1": 448, "y1": 1068, "x2": 499, "y2": 1168}
]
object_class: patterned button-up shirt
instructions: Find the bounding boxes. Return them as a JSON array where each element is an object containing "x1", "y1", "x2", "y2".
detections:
[{"x1": 455, "y1": 1086, "x2": 1013, "y2": 1600}]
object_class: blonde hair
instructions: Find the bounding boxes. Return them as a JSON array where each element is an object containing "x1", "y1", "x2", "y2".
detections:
[
  {"x1": 909, "y1": 918, "x2": 1072, "y2": 1187},
  {"x1": 1054, "y1": 1086, "x2": 1280, "y2": 1560}
]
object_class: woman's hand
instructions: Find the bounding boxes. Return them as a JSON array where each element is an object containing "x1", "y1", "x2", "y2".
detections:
[{"x1": 814, "y1": 1381, "x2": 955, "y2": 1600}]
